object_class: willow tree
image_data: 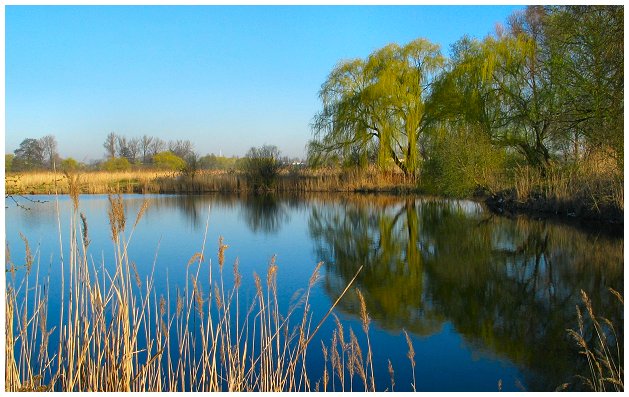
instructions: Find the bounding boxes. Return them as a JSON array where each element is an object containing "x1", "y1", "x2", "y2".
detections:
[
  {"x1": 428, "y1": 24, "x2": 560, "y2": 169},
  {"x1": 309, "y1": 38, "x2": 444, "y2": 177}
]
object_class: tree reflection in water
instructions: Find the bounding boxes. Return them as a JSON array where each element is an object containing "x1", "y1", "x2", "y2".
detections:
[
  {"x1": 308, "y1": 195, "x2": 623, "y2": 390},
  {"x1": 239, "y1": 194, "x2": 290, "y2": 234}
]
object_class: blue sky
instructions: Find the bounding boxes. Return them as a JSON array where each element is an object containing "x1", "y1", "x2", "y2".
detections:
[{"x1": 6, "y1": 5, "x2": 523, "y2": 162}]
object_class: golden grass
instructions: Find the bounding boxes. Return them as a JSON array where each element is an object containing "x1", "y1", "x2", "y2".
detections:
[
  {"x1": 5, "y1": 166, "x2": 418, "y2": 196},
  {"x1": 567, "y1": 289, "x2": 624, "y2": 392},
  {"x1": 511, "y1": 156, "x2": 623, "y2": 218}
]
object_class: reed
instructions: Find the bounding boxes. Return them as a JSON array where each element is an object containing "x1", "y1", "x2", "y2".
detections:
[
  {"x1": 567, "y1": 289, "x2": 624, "y2": 392},
  {"x1": 5, "y1": 166, "x2": 418, "y2": 196},
  {"x1": 4, "y1": 192, "x2": 406, "y2": 392},
  {"x1": 511, "y1": 157, "x2": 623, "y2": 220}
]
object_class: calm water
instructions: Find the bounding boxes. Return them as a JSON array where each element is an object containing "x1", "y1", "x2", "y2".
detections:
[{"x1": 5, "y1": 193, "x2": 624, "y2": 391}]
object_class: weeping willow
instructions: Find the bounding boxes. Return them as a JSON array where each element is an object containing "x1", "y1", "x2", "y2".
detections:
[{"x1": 309, "y1": 38, "x2": 444, "y2": 177}]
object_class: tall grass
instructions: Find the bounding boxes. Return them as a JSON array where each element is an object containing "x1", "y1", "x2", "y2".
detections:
[
  {"x1": 567, "y1": 289, "x2": 624, "y2": 392},
  {"x1": 512, "y1": 157, "x2": 623, "y2": 220},
  {"x1": 5, "y1": 166, "x2": 417, "y2": 196},
  {"x1": 4, "y1": 187, "x2": 404, "y2": 392}
]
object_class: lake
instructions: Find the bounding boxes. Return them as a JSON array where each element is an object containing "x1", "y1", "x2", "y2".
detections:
[{"x1": 5, "y1": 193, "x2": 623, "y2": 391}]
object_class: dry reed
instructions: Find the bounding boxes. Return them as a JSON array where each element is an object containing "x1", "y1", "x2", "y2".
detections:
[
  {"x1": 5, "y1": 166, "x2": 418, "y2": 196},
  {"x1": 567, "y1": 289, "x2": 624, "y2": 392},
  {"x1": 4, "y1": 193, "x2": 386, "y2": 392}
]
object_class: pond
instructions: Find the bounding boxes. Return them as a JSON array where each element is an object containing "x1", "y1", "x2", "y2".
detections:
[{"x1": 5, "y1": 193, "x2": 623, "y2": 391}]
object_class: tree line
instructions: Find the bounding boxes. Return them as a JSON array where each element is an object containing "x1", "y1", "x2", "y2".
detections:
[
  {"x1": 308, "y1": 5, "x2": 623, "y2": 195},
  {"x1": 7, "y1": 130, "x2": 301, "y2": 177}
]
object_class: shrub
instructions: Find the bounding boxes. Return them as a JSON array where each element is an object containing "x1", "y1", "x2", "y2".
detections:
[
  {"x1": 61, "y1": 157, "x2": 79, "y2": 172},
  {"x1": 242, "y1": 145, "x2": 282, "y2": 191},
  {"x1": 152, "y1": 151, "x2": 186, "y2": 171},
  {"x1": 5, "y1": 154, "x2": 14, "y2": 173},
  {"x1": 102, "y1": 157, "x2": 131, "y2": 172},
  {"x1": 422, "y1": 126, "x2": 506, "y2": 197}
]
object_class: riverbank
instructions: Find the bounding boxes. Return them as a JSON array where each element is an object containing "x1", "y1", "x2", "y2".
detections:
[{"x1": 6, "y1": 166, "x2": 623, "y2": 226}]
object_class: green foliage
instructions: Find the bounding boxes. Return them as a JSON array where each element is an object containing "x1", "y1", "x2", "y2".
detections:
[
  {"x1": 422, "y1": 126, "x2": 507, "y2": 197},
  {"x1": 309, "y1": 38, "x2": 444, "y2": 177},
  {"x1": 152, "y1": 151, "x2": 186, "y2": 171},
  {"x1": 13, "y1": 138, "x2": 45, "y2": 171},
  {"x1": 102, "y1": 157, "x2": 131, "y2": 172},
  {"x1": 61, "y1": 157, "x2": 79, "y2": 172},
  {"x1": 198, "y1": 154, "x2": 240, "y2": 170},
  {"x1": 428, "y1": 6, "x2": 623, "y2": 173},
  {"x1": 5, "y1": 154, "x2": 15, "y2": 173},
  {"x1": 544, "y1": 6, "x2": 624, "y2": 168},
  {"x1": 242, "y1": 145, "x2": 282, "y2": 191}
]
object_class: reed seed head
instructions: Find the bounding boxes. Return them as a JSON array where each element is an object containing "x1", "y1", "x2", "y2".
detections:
[
  {"x1": 267, "y1": 259, "x2": 278, "y2": 287},
  {"x1": 19, "y1": 233, "x2": 33, "y2": 273},
  {"x1": 107, "y1": 194, "x2": 126, "y2": 242},
  {"x1": 159, "y1": 295, "x2": 166, "y2": 316},
  {"x1": 254, "y1": 273, "x2": 263, "y2": 298},
  {"x1": 133, "y1": 200, "x2": 150, "y2": 229},
  {"x1": 233, "y1": 258, "x2": 241, "y2": 289},
  {"x1": 218, "y1": 237, "x2": 229, "y2": 270},
  {"x1": 80, "y1": 212, "x2": 90, "y2": 248},
  {"x1": 404, "y1": 330, "x2": 416, "y2": 367},
  {"x1": 356, "y1": 288, "x2": 370, "y2": 334},
  {"x1": 388, "y1": 359, "x2": 395, "y2": 391},
  {"x1": 309, "y1": 262, "x2": 323, "y2": 287}
]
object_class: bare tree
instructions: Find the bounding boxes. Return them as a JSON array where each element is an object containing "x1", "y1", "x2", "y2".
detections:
[
  {"x1": 149, "y1": 137, "x2": 166, "y2": 157},
  {"x1": 116, "y1": 135, "x2": 131, "y2": 161},
  {"x1": 168, "y1": 139, "x2": 194, "y2": 159},
  {"x1": 104, "y1": 132, "x2": 117, "y2": 159},
  {"x1": 39, "y1": 134, "x2": 59, "y2": 170},
  {"x1": 128, "y1": 137, "x2": 141, "y2": 163},
  {"x1": 140, "y1": 135, "x2": 154, "y2": 164}
]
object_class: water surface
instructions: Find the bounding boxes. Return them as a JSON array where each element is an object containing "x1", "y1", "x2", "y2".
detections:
[{"x1": 5, "y1": 193, "x2": 623, "y2": 391}]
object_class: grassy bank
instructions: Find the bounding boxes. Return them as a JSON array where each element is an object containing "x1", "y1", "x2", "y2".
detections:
[
  {"x1": 484, "y1": 162, "x2": 623, "y2": 224},
  {"x1": 5, "y1": 159, "x2": 623, "y2": 225}
]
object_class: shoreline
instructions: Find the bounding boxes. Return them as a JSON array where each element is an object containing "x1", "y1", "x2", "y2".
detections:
[{"x1": 6, "y1": 174, "x2": 623, "y2": 236}]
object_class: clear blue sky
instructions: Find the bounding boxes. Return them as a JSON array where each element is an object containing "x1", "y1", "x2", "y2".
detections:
[{"x1": 6, "y1": 5, "x2": 523, "y2": 162}]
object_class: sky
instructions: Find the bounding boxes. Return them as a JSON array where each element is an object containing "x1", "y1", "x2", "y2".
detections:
[{"x1": 5, "y1": 5, "x2": 524, "y2": 162}]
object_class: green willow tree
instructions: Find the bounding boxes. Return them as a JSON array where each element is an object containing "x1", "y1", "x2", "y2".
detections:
[
  {"x1": 309, "y1": 38, "x2": 444, "y2": 177},
  {"x1": 427, "y1": 6, "x2": 623, "y2": 172},
  {"x1": 428, "y1": 17, "x2": 560, "y2": 169}
]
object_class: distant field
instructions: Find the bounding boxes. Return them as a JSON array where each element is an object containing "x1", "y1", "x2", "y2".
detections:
[{"x1": 5, "y1": 167, "x2": 417, "y2": 195}]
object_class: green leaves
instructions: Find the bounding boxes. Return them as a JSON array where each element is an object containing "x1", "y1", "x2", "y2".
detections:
[{"x1": 309, "y1": 38, "x2": 444, "y2": 177}]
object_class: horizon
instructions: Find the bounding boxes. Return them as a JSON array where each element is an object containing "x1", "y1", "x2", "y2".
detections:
[{"x1": 5, "y1": 5, "x2": 523, "y2": 163}]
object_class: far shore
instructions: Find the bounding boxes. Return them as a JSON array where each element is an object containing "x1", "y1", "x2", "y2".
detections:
[{"x1": 5, "y1": 168, "x2": 623, "y2": 228}]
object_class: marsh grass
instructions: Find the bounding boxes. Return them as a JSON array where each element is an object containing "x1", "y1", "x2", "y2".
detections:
[
  {"x1": 5, "y1": 166, "x2": 417, "y2": 196},
  {"x1": 512, "y1": 158, "x2": 623, "y2": 219},
  {"x1": 4, "y1": 190, "x2": 404, "y2": 392},
  {"x1": 567, "y1": 289, "x2": 624, "y2": 392}
]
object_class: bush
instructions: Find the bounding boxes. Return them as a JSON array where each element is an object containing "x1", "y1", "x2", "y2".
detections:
[
  {"x1": 422, "y1": 126, "x2": 506, "y2": 197},
  {"x1": 102, "y1": 157, "x2": 131, "y2": 172},
  {"x1": 242, "y1": 145, "x2": 282, "y2": 191},
  {"x1": 61, "y1": 157, "x2": 79, "y2": 172},
  {"x1": 5, "y1": 154, "x2": 14, "y2": 173},
  {"x1": 152, "y1": 151, "x2": 186, "y2": 171}
]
